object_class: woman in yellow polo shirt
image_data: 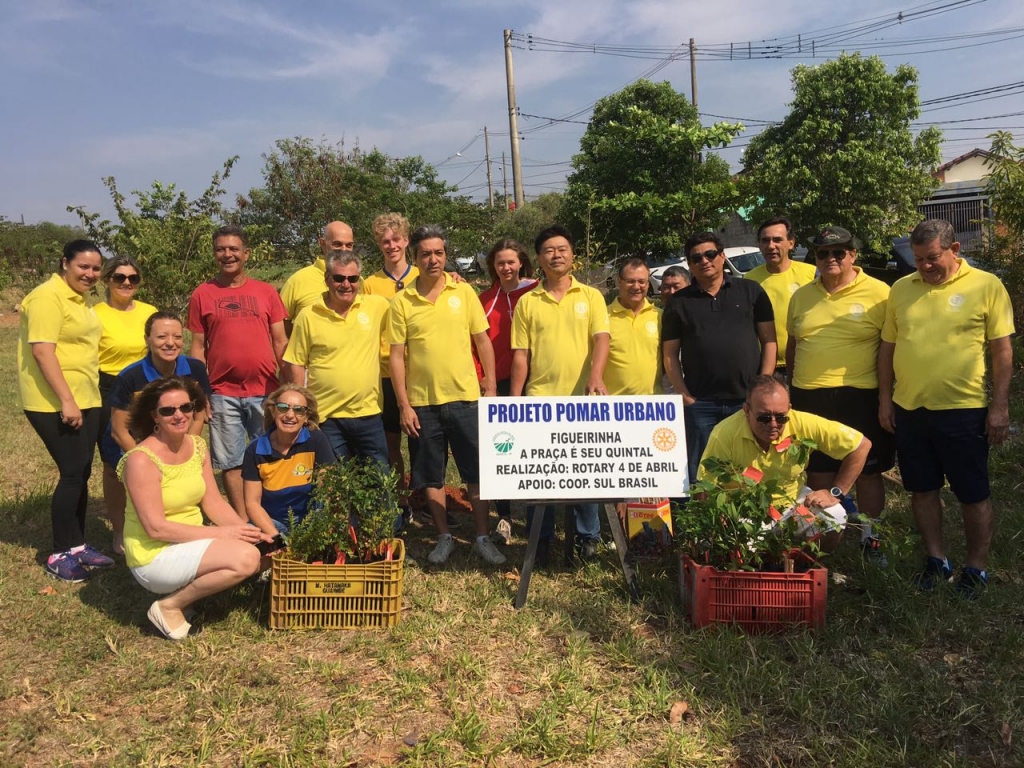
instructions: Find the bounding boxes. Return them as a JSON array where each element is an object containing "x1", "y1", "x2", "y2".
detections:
[
  {"x1": 94, "y1": 254, "x2": 157, "y2": 555},
  {"x1": 18, "y1": 240, "x2": 115, "y2": 582}
]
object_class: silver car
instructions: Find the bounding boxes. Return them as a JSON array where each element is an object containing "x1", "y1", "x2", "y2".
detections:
[{"x1": 648, "y1": 246, "x2": 766, "y2": 293}]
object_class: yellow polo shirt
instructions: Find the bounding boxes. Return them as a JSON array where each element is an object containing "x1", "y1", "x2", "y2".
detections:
[
  {"x1": 882, "y1": 259, "x2": 1015, "y2": 410},
  {"x1": 606, "y1": 298, "x2": 663, "y2": 395},
  {"x1": 363, "y1": 265, "x2": 421, "y2": 378},
  {"x1": 94, "y1": 300, "x2": 158, "y2": 375},
  {"x1": 748, "y1": 260, "x2": 817, "y2": 368},
  {"x1": 280, "y1": 258, "x2": 327, "y2": 320},
  {"x1": 699, "y1": 409, "x2": 864, "y2": 508},
  {"x1": 787, "y1": 268, "x2": 889, "y2": 389},
  {"x1": 284, "y1": 294, "x2": 389, "y2": 418},
  {"x1": 18, "y1": 274, "x2": 102, "y2": 412},
  {"x1": 511, "y1": 277, "x2": 611, "y2": 396},
  {"x1": 386, "y1": 276, "x2": 488, "y2": 407}
]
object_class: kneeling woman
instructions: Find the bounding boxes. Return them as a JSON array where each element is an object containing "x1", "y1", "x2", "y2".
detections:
[{"x1": 119, "y1": 377, "x2": 272, "y2": 640}]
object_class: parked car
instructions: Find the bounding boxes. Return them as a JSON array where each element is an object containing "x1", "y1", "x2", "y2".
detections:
[{"x1": 648, "y1": 246, "x2": 766, "y2": 293}]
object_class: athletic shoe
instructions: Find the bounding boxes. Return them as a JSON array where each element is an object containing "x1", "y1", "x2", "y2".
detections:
[
  {"x1": 861, "y1": 536, "x2": 888, "y2": 568},
  {"x1": 75, "y1": 544, "x2": 115, "y2": 568},
  {"x1": 472, "y1": 537, "x2": 507, "y2": 566},
  {"x1": 427, "y1": 535, "x2": 455, "y2": 565},
  {"x1": 492, "y1": 517, "x2": 513, "y2": 546},
  {"x1": 913, "y1": 556, "x2": 955, "y2": 591},
  {"x1": 45, "y1": 553, "x2": 89, "y2": 583},
  {"x1": 956, "y1": 566, "x2": 988, "y2": 600}
]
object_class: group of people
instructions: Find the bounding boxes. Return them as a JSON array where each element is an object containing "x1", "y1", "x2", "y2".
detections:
[
  {"x1": 690, "y1": 218, "x2": 1012, "y2": 600},
  {"x1": 16, "y1": 210, "x2": 1012, "y2": 641}
]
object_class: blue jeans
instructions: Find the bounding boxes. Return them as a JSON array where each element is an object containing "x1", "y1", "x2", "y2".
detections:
[
  {"x1": 525, "y1": 503, "x2": 600, "y2": 542},
  {"x1": 320, "y1": 414, "x2": 388, "y2": 468},
  {"x1": 209, "y1": 394, "x2": 266, "y2": 470},
  {"x1": 685, "y1": 399, "x2": 744, "y2": 484}
]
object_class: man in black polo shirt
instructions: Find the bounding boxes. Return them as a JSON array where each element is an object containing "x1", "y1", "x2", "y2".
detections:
[{"x1": 662, "y1": 232, "x2": 777, "y2": 485}]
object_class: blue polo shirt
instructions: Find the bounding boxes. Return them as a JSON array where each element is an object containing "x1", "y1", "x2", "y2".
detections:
[
  {"x1": 241, "y1": 426, "x2": 336, "y2": 526},
  {"x1": 109, "y1": 354, "x2": 212, "y2": 410},
  {"x1": 100, "y1": 354, "x2": 213, "y2": 467}
]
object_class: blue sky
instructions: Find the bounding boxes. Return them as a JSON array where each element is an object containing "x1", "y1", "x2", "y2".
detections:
[{"x1": 2, "y1": 0, "x2": 1023, "y2": 226}]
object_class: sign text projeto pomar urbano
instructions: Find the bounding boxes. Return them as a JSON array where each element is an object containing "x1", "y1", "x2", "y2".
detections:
[{"x1": 478, "y1": 396, "x2": 689, "y2": 501}]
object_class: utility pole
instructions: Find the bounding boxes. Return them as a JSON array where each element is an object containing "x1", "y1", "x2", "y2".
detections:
[
  {"x1": 690, "y1": 37, "x2": 701, "y2": 165},
  {"x1": 484, "y1": 126, "x2": 494, "y2": 209},
  {"x1": 502, "y1": 152, "x2": 509, "y2": 208},
  {"x1": 689, "y1": 37, "x2": 698, "y2": 109},
  {"x1": 503, "y1": 29, "x2": 525, "y2": 210}
]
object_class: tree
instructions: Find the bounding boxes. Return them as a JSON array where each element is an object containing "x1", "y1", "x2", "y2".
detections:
[
  {"x1": 68, "y1": 158, "x2": 243, "y2": 314},
  {"x1": 482, "y1": 192, "x2": 564, "y2": 254},
  {"x1": 741, "y1": 53, "x2": 942, "y2": 253},
  {"x1": 237, "y1": 138, "x2": 491, "y2": 269},
  {"x1": 981, "y1": 131, "x2": 1024, "y2": 329},
  {"x1": 562, "y1": 80, "x2": 743, "y2": 262},
  {"x1": 0, "y1": 217, "x2": 85, "y2": 294}
]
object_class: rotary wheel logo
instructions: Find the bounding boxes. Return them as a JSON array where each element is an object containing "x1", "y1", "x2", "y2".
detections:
[
  {"x1": 493, "y1": 431, "x2": 515, "y2": 454},
  {"x1": 652, "y1": 428, "x2": 677, "y2": 452}
]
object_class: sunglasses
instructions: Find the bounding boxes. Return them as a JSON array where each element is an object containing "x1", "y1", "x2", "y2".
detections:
[
  {"x1": 815, "y1": 249, "x2": 849, "y2": 260},
  {"x1": 330, "y1": 274, "x2": 360, "y2": 284},
  {"x1": 110, "y1": 273, "x2": 141, "y2": 285},
  {"x1": 273, "y1": 402, "x2": 309, "y2": 416},
  {"x1": 755, "y1": 412, "x2": 790, "y2": 425},
  {"x1": 687, "y1": 249, "x2": 721, "y2": 264},
  {"x1": 156, "y1": 402, "x2": 196, "y2": 417}
]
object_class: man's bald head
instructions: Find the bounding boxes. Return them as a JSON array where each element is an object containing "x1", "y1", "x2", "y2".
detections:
[{"x1": 320, "y1": 221, "x2": 355, "y2": 256}]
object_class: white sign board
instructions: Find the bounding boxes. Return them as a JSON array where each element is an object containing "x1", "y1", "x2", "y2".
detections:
[{"x1": 478, "y1": 395, "x2": 689, "y2": 500}]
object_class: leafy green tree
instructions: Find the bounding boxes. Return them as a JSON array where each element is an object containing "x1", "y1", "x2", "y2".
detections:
[
  {"x1": 562, "y1": 80, "x2": 743, "y2": 262},
  {"x1": 68, "y1": 158, "x2": 244, "y2": 315},
  {"x1": 481, "y1": 192, "x2": 563, "y2": 255},
  {"x1": 741, "y1": 53, "x2": 942, "y2": 253},
  {"x1": 981, "y1": 131, "x2": 1024, "y2": 328},
  {"x1": 0, "y1": 217, "x2": 85, "y2": 294},
  {"x1": 237, "y1": 138, "x2": 491, "y2": 268}
]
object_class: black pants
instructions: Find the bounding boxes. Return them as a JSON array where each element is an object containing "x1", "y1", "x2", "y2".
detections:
[{"x1": 25, "y1": 409, "x2": 101, "y2": 552}]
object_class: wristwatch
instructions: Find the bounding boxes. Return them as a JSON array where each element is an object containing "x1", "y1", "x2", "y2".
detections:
[{"x1": 829, "y1": 486, "x2": 844, "y2": 499}]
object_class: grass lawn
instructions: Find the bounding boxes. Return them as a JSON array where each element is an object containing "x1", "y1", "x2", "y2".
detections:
[{"x1": 0, "y1": 318, "x2": 1022, "y2": 767}]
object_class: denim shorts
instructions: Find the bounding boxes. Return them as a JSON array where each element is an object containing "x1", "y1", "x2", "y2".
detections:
[
  {"x1": 209, "y1": 394, "x2": 266, "y2": 470},
  {"x1": 894, "y1": 406, "x2": 990, "y2": 504},
  {"x1": 791, "y1": 385, "x2": 896, "y2": 474},
  {"x1": 130, "y1": 538, "x2": 214, "y2": 595},
  {"x1": 381, "y1": 378, "x2": 401, "y2": 435},
  {"x1": 409, "y1": 400, "x2": 480, "y2": 489}
]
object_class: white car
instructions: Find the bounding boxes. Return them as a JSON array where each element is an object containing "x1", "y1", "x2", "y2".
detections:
[{"x1": 648, "y1": 246, "x2": 766, "y2": 293}]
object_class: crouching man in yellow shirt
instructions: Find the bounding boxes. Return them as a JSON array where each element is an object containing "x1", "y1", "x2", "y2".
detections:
[{"x1": 700, "y1": 375, "x2": 871, "y2": 520}]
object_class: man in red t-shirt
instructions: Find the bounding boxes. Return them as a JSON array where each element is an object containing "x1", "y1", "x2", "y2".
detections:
[{"x1": 188, "y1": 225, "x2": 288, "y2": 516}]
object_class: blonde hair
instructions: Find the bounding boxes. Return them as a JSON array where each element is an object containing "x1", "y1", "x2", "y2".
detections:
[
  {"x1": 263, "y1": 384, "x2": 321, "y2": 430},
  {"x1": 371, "y1": 212, "x2": 410, "y2": 243}
]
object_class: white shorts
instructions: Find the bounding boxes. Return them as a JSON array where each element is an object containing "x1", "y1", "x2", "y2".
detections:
[{"x1": 130, "y1": 539, "x2": 215, "y2": 595}]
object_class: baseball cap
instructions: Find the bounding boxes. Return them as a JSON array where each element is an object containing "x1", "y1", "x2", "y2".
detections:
[{"x1": 810, "y1": 226, "x2": 856, "y2": 248}]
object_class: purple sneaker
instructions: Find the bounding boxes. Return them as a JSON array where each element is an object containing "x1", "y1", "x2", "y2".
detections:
[
  {"x1": 46, "y1": 553, "x2": 90, "y2": 583},
  {"x1": 74, "y1": 544, "x2": 115, "y2": 568}
]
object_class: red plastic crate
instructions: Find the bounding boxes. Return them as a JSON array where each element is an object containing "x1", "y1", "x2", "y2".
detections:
[{"x1": 678, "y1": 554, "x2": 827, "y2": 632}]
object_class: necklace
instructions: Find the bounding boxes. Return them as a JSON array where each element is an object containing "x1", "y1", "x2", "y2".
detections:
[{"x1": 385, "y1": 263, "x2": 411, "y2": 291}]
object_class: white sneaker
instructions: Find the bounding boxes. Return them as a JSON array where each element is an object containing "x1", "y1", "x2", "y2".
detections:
[
  {"x1": 473, "y1": 537, "x2": 507, "y2": 565},
  {"x1": 428, "y1": 535, "x2": 455, "y2": 565},
  {"x1": 492, "y1": 517, "x2": 513, "y2": 546}
]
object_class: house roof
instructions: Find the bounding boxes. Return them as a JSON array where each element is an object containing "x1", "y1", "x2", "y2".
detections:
[{"x1": 934, "y1": 148, "x2": 996, "y2": 175}]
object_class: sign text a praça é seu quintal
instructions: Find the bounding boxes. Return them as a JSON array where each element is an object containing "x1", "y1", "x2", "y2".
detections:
[{"x1": 478, "y1": 395, "x2": 689, "y2": 500}]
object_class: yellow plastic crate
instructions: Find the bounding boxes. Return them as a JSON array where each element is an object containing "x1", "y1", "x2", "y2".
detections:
[{"x1": 269, "y1": 539, "x2": 404, "y2": 630}]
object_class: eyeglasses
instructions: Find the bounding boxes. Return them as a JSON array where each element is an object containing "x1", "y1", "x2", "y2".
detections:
[
  {"x1": 755, "y1": 412, "x2": 790, "y2": 425},
  {"x1": 273, "y1": 402, "x2": 309, "y2": 416},
  {"x1": 687, "y1": 249, "x2": 721, "y2": 264},
  {"x1": 110, "y1": 273, "x2": 141, "y2": 285},
  {"x1": 815, "y1": 249, "x2": 849, "y2": 260},
  {"x1": 330, "y1": 274, "x2": 360, "y2": 284},
  {"x1": 156, "y1": 402, "x2": 196, "y2": 417}
]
